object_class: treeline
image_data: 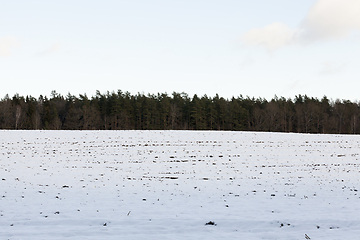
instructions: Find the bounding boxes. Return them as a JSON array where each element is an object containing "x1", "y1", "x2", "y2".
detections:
[{"x1": 0, "y1": 90, "x2": 359, "y2": 134}]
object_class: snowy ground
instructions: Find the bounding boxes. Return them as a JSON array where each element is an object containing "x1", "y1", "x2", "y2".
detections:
[{"x1": 1, "y1": 130, "x2": 360, "y2": 240}]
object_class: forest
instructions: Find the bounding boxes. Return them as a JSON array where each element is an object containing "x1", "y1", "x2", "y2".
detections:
[{"x1": 0, "y1": 90, "x2": 359, "y2": 134}]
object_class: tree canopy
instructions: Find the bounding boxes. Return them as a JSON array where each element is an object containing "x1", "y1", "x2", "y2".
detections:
[{"x1": 1, "y1": 91, "x2": 359, "y2": 134}]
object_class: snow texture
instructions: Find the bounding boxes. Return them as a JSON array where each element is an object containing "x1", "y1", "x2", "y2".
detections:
[{"x1": 1, "y1": 130, "x2": 360, "y2": 239}]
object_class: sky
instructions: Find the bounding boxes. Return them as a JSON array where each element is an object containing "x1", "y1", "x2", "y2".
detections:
[{"x1": 1, "y1": 0, "x2": 360, "y2": 101}]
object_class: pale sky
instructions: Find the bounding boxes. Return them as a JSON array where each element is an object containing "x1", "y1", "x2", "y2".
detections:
[{"x1": 1, "y1": 0, "x2": 360, "y2": 100}]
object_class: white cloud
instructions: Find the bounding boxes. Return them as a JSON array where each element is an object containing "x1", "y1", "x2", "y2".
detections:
[
  {"x1": 39, "y1": 43, "x2": 61, "y2": 56},
  {"x1": 0, "y1": 36, "x2": 20, "y2": 57},
  {"x1": 242, "y1": 22, "x2": 296, "y2": 51},
  {"x1": 302, "y1": 0, "x2": 360, "y2": 41},
  {"x1": 240, "y1": 54, "x2": 254, "y2": 66},
  {"x1": 242, "y1": 0, "x2": 360, "y2": 50},
  {"x1": 319, "y1": 61, "x2": 347, "y2": 75}
]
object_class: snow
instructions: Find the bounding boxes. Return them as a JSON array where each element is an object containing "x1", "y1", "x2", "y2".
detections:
[{"x1": 1, "y1": 130, "x2": 360, "y2": 239}]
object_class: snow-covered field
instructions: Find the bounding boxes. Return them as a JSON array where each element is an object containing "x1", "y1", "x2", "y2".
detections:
[{"x1": 1, "y1": 130, "x2": 360, "y2": 240}]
